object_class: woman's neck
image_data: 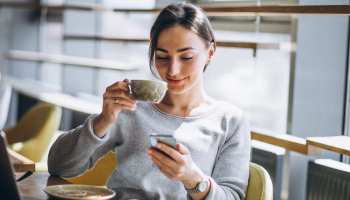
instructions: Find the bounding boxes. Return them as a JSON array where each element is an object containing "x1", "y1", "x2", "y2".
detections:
[{"x1": 156, "y1": 84, "x2": 211, "y2": 117}]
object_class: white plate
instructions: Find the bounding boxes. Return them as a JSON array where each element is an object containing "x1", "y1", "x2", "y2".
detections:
[{"x1": 44, "y1": 184, "x2": 116, "y2": 200}]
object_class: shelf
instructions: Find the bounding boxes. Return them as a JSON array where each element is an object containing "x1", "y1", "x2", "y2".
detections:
[
  {"x1": 0, "y1": 1, "x2": 108, "y2": 11},
  {"x1": 64, "y1": 35, "x2": 149, "y2": 43},
  {"x1": 6, "y1": 77, "x2": 101, "y2": 114},
  {"x1": 0, "y1": 0, "x2": 37, "y2": 9},
  {"x1": 63, "y1": 34, "x2": 292, "y2": 52},
  {"x1": 4, "y1": 50, "x2": 140, "y2": 71},
  {"x1": 40, "y1": 3, "x2": 109, "y2": 12}
]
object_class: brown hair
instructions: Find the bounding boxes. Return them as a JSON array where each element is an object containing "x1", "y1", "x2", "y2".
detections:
[{"x1": 149, "y1": 2, "x2": 216, "y2": 74}]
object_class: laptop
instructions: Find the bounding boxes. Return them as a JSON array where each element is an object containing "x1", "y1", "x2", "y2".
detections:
[{"x1": 0, "y1": 131, "x2": 38, "y2": 200}]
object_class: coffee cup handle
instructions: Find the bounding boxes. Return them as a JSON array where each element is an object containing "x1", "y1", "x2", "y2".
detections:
[{"x1": 127, "y1": 81, "x2": 133, "y2": 97}]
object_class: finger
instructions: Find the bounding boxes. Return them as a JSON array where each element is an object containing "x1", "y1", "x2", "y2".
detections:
[
  {"x1": 104, "y1": 89, "x2": 135, "y2": 101},
  {"x1": 106, "y1": 83, "x2": 128, "y2": 92},
  {"x1": 104, "y1": 97, "x2": 135, "y2": 107},
  {"x1": 106, "y1": 81, "x2": 129, "y2": 92},
  {"x1": 148, "y1": 148, "x2": 177, "y2": 171},
  {"x1": 176, "y1": 143, "x2": 190, "y2": 155},
  {"x1": 104, "y1": 94, "x2": 135, "y2": 105},
  {"x1": 156, "y1": 143, "x2": 183, "y2": 163},
  {"x1": 152, "y1": 157, "x2": 175, "y2": 177},
  {"x1": 104, "y1": 98, "x2": 136, "y2": 110},
  {"x1": 151, "y1": 156, "x2": 176, "y2": 178},
  {"x1": 104, "y1": 93, "x2": 136, "y2": 105}
]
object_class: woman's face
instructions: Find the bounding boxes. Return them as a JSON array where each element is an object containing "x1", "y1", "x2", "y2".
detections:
[{"x1": 154, "y1": 25, "x2": 213, "y2": 95}]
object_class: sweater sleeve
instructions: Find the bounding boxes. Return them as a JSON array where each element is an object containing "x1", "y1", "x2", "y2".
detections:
[
  {"x1": 205, "y1": 114, "x2": 251, "y2": 200},
  {"x1": 48, "y1": 114, "x2": 122, "y2": 178}
]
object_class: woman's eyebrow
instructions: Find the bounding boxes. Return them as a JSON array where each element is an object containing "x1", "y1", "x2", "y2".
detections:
[
  {"x1": 156, "y1": 48, "x2": 168, "y2": 53},
  {"x1": 177, "y1": 47, "x2": 194, "y2": 52},
  {"x1": 156, "y1": 47, "x2": 194, "y2": 53}
]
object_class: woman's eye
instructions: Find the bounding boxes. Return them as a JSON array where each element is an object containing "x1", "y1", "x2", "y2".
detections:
[
  {"x1": 156, "y1": 56, "x2": 169, "y2": 60},
  {"x1": 181, "y1": 57, "x2": 193, "y2": 61}
]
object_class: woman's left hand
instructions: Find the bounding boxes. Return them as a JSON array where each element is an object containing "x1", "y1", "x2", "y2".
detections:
[{"x1": 147, "y1": 142, "x2": 205, "y2": 189}]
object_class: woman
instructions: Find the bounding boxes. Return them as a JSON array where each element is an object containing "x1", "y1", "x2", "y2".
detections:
[{"x1": 48, "y1": 3, "x2": 251, "y2": 200}]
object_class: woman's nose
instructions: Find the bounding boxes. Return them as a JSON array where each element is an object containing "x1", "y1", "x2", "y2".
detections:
[{"x1": 167, "y1": 59, "x2": 181, "y2": 76}]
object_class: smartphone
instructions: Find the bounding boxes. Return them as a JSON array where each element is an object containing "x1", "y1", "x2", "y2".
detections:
[{"x1": 149, "y1": 134, "x2": 177, "y2": 149}]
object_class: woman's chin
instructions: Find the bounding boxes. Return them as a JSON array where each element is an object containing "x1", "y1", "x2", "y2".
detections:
[{"x1": 167, "y1": 86, "x2": 187, "y2": 94}]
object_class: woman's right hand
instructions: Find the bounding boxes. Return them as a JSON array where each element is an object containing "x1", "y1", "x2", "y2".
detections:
[{"x1": 93, "y1": 79, "x2": 136, "y2": 137}]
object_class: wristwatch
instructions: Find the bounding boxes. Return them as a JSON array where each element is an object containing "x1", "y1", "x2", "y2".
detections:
[{"x1": 185, "y1": 178, "x2": 210, "y2": 194}]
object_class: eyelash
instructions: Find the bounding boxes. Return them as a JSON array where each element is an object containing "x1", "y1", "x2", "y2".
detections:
[
  {"x1": 156, "y1": 57, "x2": 169, "y2": 60},
  {"x1": 155, "y1": 57, "x2": 193, "y2": 61},
  {"x1": 182, "y1": 57, "x2": 193, "y2": 60}
]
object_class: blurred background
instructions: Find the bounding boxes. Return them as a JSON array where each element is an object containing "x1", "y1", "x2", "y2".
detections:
[{"x1": 0, "y1": 0, "x2": 349, "y2": 200}]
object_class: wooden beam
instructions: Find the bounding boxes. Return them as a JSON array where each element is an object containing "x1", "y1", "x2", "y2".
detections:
[
  {"x1": 113, "y1": 5, "x2": 350, "y2": 15},
  {"x1": 307, "y1": 136, "x2": 350, "y2": 156},
  {"x1": 113, "y1": 8, "x2": 160, "y2": 13},
  {"x1": 2, "y1": 2, "x2": 350, "y2": 15},
  {"x1": 202, "y1": 5, "x2": 350, "y2": 15}
]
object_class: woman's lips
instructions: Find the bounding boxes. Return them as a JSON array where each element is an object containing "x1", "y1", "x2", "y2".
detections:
[{"x1": 166, "y1": 77, "x2": 187, "y2": 86}]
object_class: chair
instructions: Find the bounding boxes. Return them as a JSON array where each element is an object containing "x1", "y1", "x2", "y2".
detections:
[
  {"x1": 4, "y1": 102, "x2": 62, "y2": 164},
  {"x1": 246, "y1": 163, "x2": 273, "y2": 200},
  {"x1": 65, "y1": 150, "x2": 117, "y2": 186}
]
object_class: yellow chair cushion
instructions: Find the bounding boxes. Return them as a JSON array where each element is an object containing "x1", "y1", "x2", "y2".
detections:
[
  {"x1": 5, "y1": 102, "x2": 61, "y2": 162},
  {"x1": 65, "y1": 151, "x2": 117, "y2": 186},
  {"x1": 246, "y1": 163, "x2": 273, "y2": 200}
]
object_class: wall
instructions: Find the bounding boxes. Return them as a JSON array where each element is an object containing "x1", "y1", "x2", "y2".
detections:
[{"x1": 287, "y1": 0, "x2": 350, "y2": 199}]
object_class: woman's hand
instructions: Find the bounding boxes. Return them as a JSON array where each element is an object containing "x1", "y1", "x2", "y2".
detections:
[
  {"x1": 93, "y1": 79, "x2": 136, "y2": 137},
  {"x1": 147, "y1": 143, "x2": 206, "y2": 190}
]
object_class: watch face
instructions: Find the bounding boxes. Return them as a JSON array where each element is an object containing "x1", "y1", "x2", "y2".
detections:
[{"x1": 198, "y1": 180, "x2": 209, "y2": 192}]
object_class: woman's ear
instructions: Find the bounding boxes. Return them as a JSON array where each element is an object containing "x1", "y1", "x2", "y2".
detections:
[{"x1": 207, "y1": 43, "x2": 215, "y2": 64}]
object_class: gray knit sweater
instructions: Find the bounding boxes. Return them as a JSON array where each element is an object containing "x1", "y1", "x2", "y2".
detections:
[{"x1": 48, "y1": 101, "x2": 251, "y2": 200}]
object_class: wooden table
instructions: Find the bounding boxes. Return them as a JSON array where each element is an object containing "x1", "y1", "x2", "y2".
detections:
[
  {"x1": 9, "y1": 148, "x2": 35, "y2": 172},
  {"x1": 307, "y1": 136, "x2": 350, "y2": 156},
  {"x1": 17, "y1": 172, "x2": 70, "y2": 200},
  {"x1": 17, "y1": 173, "x2": 146, "y2": 200},
  {"x1": 251, "y1": 130, "x2": 308, "y2": 154}
]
